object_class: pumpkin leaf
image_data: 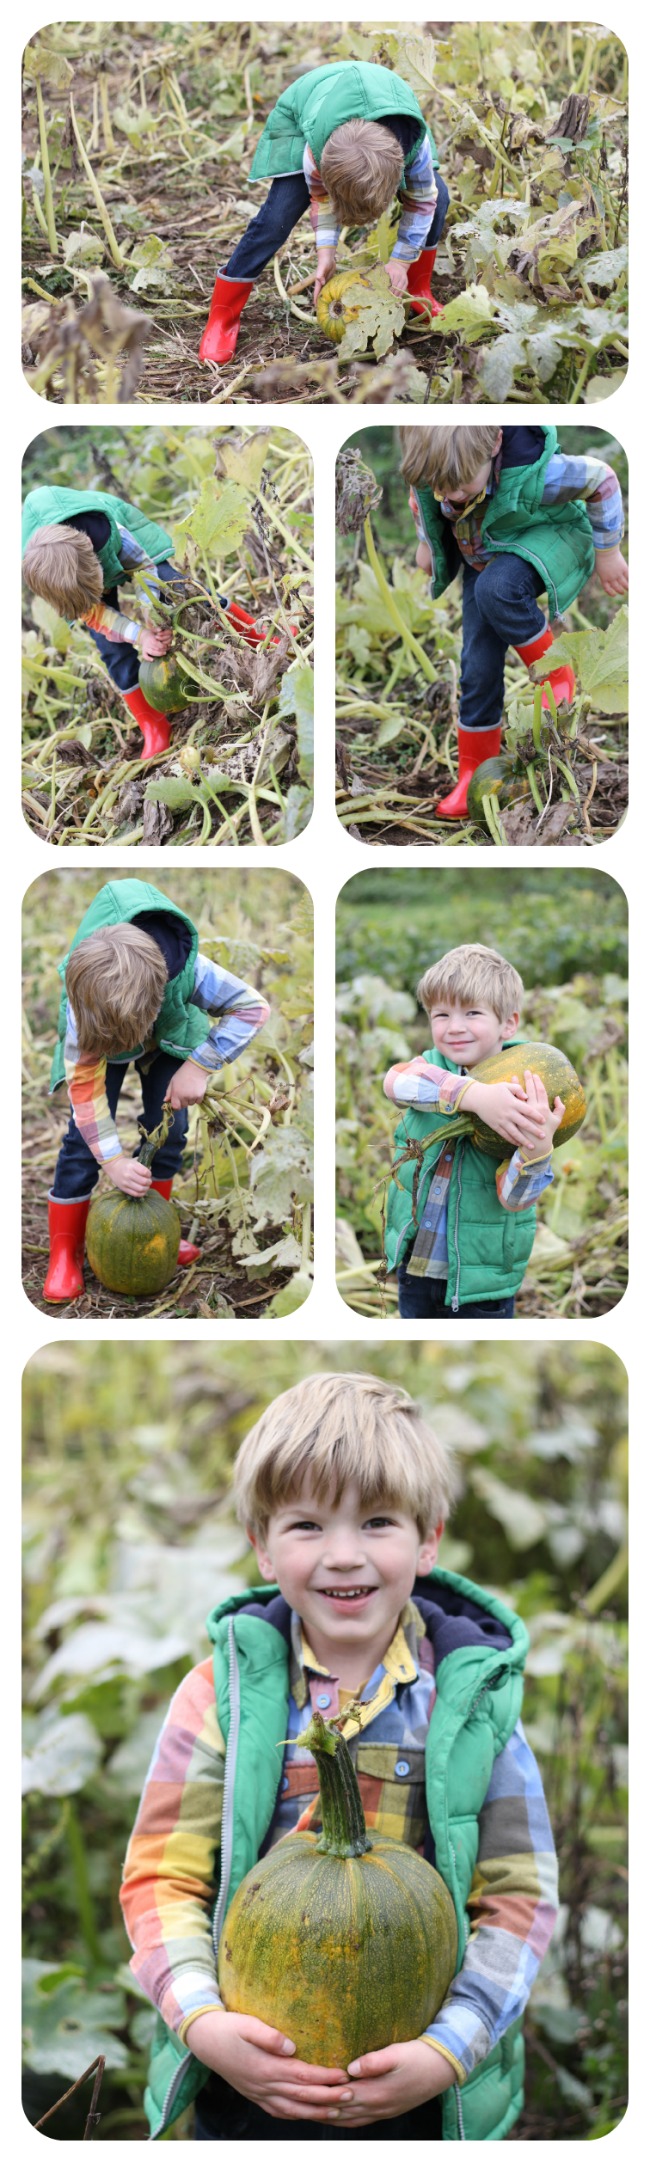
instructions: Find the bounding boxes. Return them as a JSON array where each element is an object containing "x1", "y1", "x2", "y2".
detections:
[
  {"x1": 470, "y1": 1467, "x2": 549, "y2": 1549},
  {"x1": 279, "y1": 661, "x2": 314, "y2": 787},
  {"x1": 267, "y1": 1267, "x2": 314, "y2": 1316},
  {"x1": 129, "y1": 234, "x2": 175, "y2": 293},
  {"x1": 182, "y1": 479, "x2": 251, "y2": 558},
  {"x1": 547, "y1": 609, "x2": 628, "y2": 714},
  {"x1": 336, "y1": 273, "x2": 405, "y2": 362},
  {"x1": 23, "y1": 1962, "x2": 129, "y2": 2078},
  {"x1": 249, "y1": 1125, "x2": 313, "y2": 1228},
  {"x1": 428, "y1": 283, "x2": 497, "y2": 342},
  {"x1": 217, "y1": 432, "x2": 272, "y2": 494},
  {"x1": 23, "y1": 1711, "x2": 102, "y2": 1797},
  {"x1": 144, "y1": 776, "x2": 200, "y2": 811}
]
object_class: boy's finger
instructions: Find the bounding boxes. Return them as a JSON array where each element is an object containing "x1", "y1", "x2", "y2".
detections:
[
  {"x1": 241, "y1": 2018, "x2": 296, "y2": 2053},
  {"x1": 284, "y1": 2058, "x2": 347, "y2": 2083}
]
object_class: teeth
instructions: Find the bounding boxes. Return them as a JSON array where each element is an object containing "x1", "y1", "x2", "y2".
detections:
[{"x1": 321, "y1": 1588, "x2": 371, "y2": 1599}]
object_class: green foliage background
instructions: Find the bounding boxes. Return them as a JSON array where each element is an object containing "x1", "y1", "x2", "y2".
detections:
[
  {"x1": 22, "y1": 1341, "x2": 627, "y2": 2138},
  {"x1": 336, "y1": 869, "x2": 627, "y2": 1319}
]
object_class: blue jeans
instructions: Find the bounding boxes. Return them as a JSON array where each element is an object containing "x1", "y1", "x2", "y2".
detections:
[
  {"x1": 459, "y1": 555, "x2": 546, "y2": 730},
  {"x1": 87, "y1": 559, "x2": 183, "y2": 692},
  {"x1": 397, "y1": 1266, "x2": 515, "y2": 1320},
  {"x1": 225, "y1": 171, "x2": 449, "y2": 281},
  {"x1": 194, "y1": 2078, "x2": 442, "y2": 2139},
  {"x1": 51, "y1": 1051, "x2": 188, "y2": 1199}
]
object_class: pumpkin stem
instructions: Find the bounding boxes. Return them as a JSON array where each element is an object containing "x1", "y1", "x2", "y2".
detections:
[
  {"x1": 137, "y1": 1099, "x2": 175, "y2": 1169},
  {"x1": 300, "y1": 1711, "x2": 371, "y2": 1858}
]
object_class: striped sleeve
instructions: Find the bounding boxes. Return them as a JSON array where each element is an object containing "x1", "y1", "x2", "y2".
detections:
[
  {"x1": 392, "y1": 137, "x2": 438, "y2": 261},
  {"x1": 303, "y1": 143, "x2": 341, "y2": 250},
  {"x1": 383, "y1": 1057, "x2": 470, "y2": 1111},
  {"x1": 120, "y1": 1657, "x2": 226, "y2": 2038},
  {"x1": 79, "y1": 600, "x2": 140, "y2": 644},
  {"x1": 540, "y1": 453, "x2": 624, "y2": 551},
  {"x1": 188, "y1": 955, "x2": 270, "y2": 1071},
  {"x1": 423, "y1": 1721, "x2": 559, "y2": 2079},
  {"x1": 63, "y1": 1006, "x2": 122, "y2": 1164},
  {"x1": 495, "y1": 1148, "x2": 554, "y2": 1212}
]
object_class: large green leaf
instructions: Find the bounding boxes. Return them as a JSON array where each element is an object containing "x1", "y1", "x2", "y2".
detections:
[
  {"x1": 22, "y1": 1712, "x2": 102, "y2": 1797},
  {"x1": 183, "y1": 480, "x2": 251, "y2": 558},
  {"x1": 23, "y1": 1963, "x2": 129, "y2": 2078},
  {"x1": 548, "y1": 608, "x2": 628, "y2": 713}
]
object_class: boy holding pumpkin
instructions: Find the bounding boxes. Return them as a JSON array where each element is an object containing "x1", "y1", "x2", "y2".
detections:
[
  {"x1": 399, "y1": 424, "x2": 627, "y2": 817},
  {"x1": 43, "y1": 877, "x2": 270, "y2": 1303},
  {"x1": 198, "y1": 59, "x2": 449, "y2": 363},
  {"x1": 120, "y1": 1369, "x2": 558, "y2": 2138},
  {"x1": 383, "y1": 944, "x2": 570, "y2": 1320},
  {"x1": 22, "y1": 484, "x2": 276, "y2": 760}
]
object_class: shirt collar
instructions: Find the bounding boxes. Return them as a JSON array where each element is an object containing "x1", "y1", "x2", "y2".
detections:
[{"x1": 290, "y1": 1599, "x2": 422, "y2": 1710}]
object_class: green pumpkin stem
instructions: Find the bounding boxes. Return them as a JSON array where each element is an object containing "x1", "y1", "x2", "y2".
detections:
[
  {"x1": 300, "y1": 1710, "x2": 371, "y2": 1858},
  {"x1": 137, "y1": 1100, "x2": 175, "y2": 1170}
]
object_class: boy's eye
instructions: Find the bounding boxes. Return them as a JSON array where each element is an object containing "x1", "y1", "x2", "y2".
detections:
[
  {"x1": 287, "y1": 1517, "x2": 321, "y2": 1532},
  {"x1": 364, "y1": 1514, "x2": 396, "y2": 1529}
]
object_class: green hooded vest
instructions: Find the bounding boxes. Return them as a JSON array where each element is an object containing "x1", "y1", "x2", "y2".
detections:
[
  {"x1": 385, "y1": 1042, "x2": 536, "y2": 1307},
  {"x1": 415, "y1": 427, "x2": 595, "y2": 617},
  {"x1": 49, "y1": 879, "x2": 207, "y2": 1091},
  {"x1": 22, "y1": 487, "x2": 173, "y2": 596},
  {"x1": 143, "y1": 1571, "x2": 530, "y2": 2140},
  {"x1": 249, "y1": 61, "x2": 439, "y2": 183}
]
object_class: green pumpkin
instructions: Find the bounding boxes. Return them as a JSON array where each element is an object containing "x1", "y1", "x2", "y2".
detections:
[
  {"x1": 468, "y1": 1040, "x2": 587, "y2": 1156},
  {"x1": 218, "y1": 1711, "x2": 458, "y2": 2068},
  {"x1": 466, "y1": 756, "x2": 528, "y2": 825},
  {"x1": 139, "y1": 656, "x2": 192, "y2": 715},
  {"x1": 86, "y1": 1186, "x2": 180, "y2": 1297}
]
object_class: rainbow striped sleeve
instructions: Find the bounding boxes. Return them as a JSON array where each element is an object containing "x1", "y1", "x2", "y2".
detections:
[
  {"x1": 120, "y1": 1657, "x2": 226, "y2": 2038},
  {"x1": 63, "y1": 1009, "x2": 122, "y2": 1163},
  {"x1": 383, "y1": 1058, "x2": 468, "y2": 1110},
  {"x1": 79, "y1": 601, "x2": 141, "y2": 643}
]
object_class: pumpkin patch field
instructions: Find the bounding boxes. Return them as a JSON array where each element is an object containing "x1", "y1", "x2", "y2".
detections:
[
  {"x1": 336, "y1": 869, "x2": 628, "y2": 1320},
  {"x1": 22, "y1": 1340, "x2": 628, "y2": 2139},
  {"x1": 21, "y1": 425, "x2": 314, "y2": 848},
  {"x1": 335, "y1": 430, "x2": 628, "y2": 847},
  {"x1": 22, "y1": 870, "x2": 314, "y2": 1320},
  {"x1": 22, "y1": 21, "x2": 628, "y2": 407}
]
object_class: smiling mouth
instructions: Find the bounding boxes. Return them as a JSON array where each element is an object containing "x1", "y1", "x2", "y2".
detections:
[{"x1": 317, "y1": 1587, "x2": 376, "y2": 1602}]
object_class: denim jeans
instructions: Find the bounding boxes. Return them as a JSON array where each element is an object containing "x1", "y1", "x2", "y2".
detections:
[
  {"x1": 225, "y1": 171, "x2": 450, "y2": 281},
  {"x1": 397, "y1": 1265, "x2": 515, "y2": 1320},
  {"x1": 51, "y1": 1051, "x2": 188, "y2": 1199},
  {"x1": 194, "y1": 2075, "x2": 443, "y2": 2139},
  {"x1": 459, "y1": 555, "x2": 546, "y2": 730},
  {"x1": 87, "y1": 559, "x2": 183, "y2": 692}
]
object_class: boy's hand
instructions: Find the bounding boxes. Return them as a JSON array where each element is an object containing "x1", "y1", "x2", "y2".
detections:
[
  {"x1": 314, "y1": 248, "x2": 337, "y2": 302},
  {"x1": 105, "y1": 1155, "x2": 152, "y2": 1197},
  {"x1": 164, "y1": 1060, "x2": 210, "y2": 1111},
  {"x1": 186, "y1": 2007, "x2": 350, "y2": 2121},
  {"x1": 386, "y1": 258, "x2": 409, "y2": 296},
  {"x1": 595, "y1": 548, "x2": 628, "y2": 596},
  {"x1": 339, "y1": 2039, "x2": 456, "y2": 2125},
  {"x1": 461, "y1": 1076, "x2": 549, "y2": 1151},
  {"x1": 516, "y1": 1072, "x2": 564, "y2": 1160},
  {"x1": 139, "y1": 626, "x2": 173, "y2": 659}
]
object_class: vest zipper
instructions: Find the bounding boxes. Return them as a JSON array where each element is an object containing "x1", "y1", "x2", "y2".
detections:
[
  {"x1": 450, "y1": 1148, "x2": 463, "y2": 1312},
  {"x1": 155, "y1": 1621, "x2": 241, "y2": 2139}
]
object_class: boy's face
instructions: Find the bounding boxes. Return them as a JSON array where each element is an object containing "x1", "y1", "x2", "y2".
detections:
[
  {"x1": 250, "y1": 1478, "x2": 441, "y2": 1678},
  {"x1": 428, "y1": 997, "x2": 519, "y2": 1068},
  {"x1": 438, "y1": 431, "x2": 503, "y2": 510}
]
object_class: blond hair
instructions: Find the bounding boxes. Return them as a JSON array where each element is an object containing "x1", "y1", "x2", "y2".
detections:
[
  {"x1": 23, "y1": 525, "x2": 104, "y2": 618},
  {"x1": 65, "y1": 924, "x2": 169, "y2": 1058},
  {"x1": 233, "y1": 1371, "x2": 458, "y2": 1538},
  {"x1": 320, "y1": 120, "x2": 404, "y2": 225},
  {"x1": 400, "y1": 427, "x2": 502, "y2": 492},
  {"x1": 417, "y1": 943, "x2": 524, "y2": 1022}
]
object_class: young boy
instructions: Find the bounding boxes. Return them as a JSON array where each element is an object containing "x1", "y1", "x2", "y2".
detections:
[
  {"x1": 199, "y1": 60, "x2": 449, "y2": 363},
  {"x1": 120, "y1": 1370, "x2": 558, "y2": 2138},
  {"x1": 22, "y1": 484, "x2": 275, "y2": 760},
  {"x1": 43, "y1": 877, "x2": 270, "y2": 1303},
  {"x1": 384, "y1": 943, "x2": 564, "y2": 1319},
  {"x1": 400, "y1": 424, "x2": 628, "y2": 817}
]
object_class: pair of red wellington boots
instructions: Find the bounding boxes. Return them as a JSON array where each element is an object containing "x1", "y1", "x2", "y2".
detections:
[
  {"x1": 122, "y1": 600, "x2": 279, "y2": 760},
  {"x1": 436, "y1": 628, "x2": 576, "y2": 819},
  {"x1": 42, "y1": 1183, "x2": 200, "y2": 1304},
  {"x1": 197, "y1": 248, "x2": 445, "y2": 364}
]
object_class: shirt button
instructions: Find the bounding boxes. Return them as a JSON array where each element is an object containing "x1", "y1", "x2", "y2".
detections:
[
  {"x1": 395, "y1": 1760, "x2": 410, "y2": 1778},
  {"x1": 282, "y1": 1775, "x2": 289, "y2": 1791},
  {"x1": 316, "y1": 1692, "x2": 331, "y2": 1709}
]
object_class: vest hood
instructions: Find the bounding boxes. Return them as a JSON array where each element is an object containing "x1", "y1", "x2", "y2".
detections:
[
  {"x1": 49, "y1": 879, "x2": 204, "y2": 1090},
  {"x1": 249, "y1": 61, "x2": 438, "y2": 183},
  {"x1": 22, "y1": 486, "x2": 173, "y2": 597}
]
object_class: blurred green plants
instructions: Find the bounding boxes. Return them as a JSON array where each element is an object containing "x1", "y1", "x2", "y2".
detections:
[{"x1": 22, "y1": 1341, "x2": 627, "y2": 2137}]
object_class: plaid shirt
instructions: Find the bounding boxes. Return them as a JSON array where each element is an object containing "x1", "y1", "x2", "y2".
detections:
[
  {"x1": 384, "y1": 1057, "x2": 553, "y2": 1278},
  {"x1": 63, "y1": 959, "x2": 270, "y2": 1164},
  {"x1": 304, "y1": 134, "x2": 438, "y2": 260},
  {"x1": 414, "y1": 449, "x2": 624, "y2": 575},
  {"x1": 79, "y1": 525, "x2": 169, "y2": 642},
  {"x1": 120, "y1": 1602, "x2": 558, "y2": 2083}
]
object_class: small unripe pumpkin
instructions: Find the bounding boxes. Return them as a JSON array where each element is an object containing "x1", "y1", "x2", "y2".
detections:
[
  {"x1": 218, "y1": 1711, "x2": 458, "y2": 2067},
  {"x1": 468, "y1": 1040, "x2": 587, "y2": 1155},
  {"x1": 139, "y1": 656, "x2": 192, "y2": 715},
  {"x1": 466, "y1": 755, "x2": 529, "y2": 825},
  {"x1": 316, "y1": 270, "x2": 383, "y2": 344},
  {"x1": 86, "y1": 1186, "x2": 180, "y2": 1296}
]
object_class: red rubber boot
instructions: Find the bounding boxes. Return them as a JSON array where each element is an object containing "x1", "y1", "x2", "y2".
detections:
[
  {"x1": 406, "y1": 248, "x2": 445, "y2": 318},
  {"x1": 514, "y1": 628, "x2": 575, "y2": 712},
  {"x1": 43, "y1": 1194, "x2": 91, "y2": 1303},
  {"x1": 150, "y1": 1179, "x2": 200, "y2": 1266},
  {"x1": 122, "y1": 687, "x2": 171, "y2": 762},
  {"x1": 220, "y1": 599, "x2": 298, "y2": 648},
  {"x1": 436, "y1": 722, "x2": 502, "y2": 819},
  {"x1": 198, "y1": 276, "x2": 254, "y2": 364}
]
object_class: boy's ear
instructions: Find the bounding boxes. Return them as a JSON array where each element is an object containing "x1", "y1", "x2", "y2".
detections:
[
  {"x1": 247, "y1": 1527, "x2": 275, "y2": 1581},
  {"x1": 417, "y1": 1520, "x2": 444, "y2": 1574},
  {"x1": 503, "y1": 1008, "x2": 520, "y2": 1036}
]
